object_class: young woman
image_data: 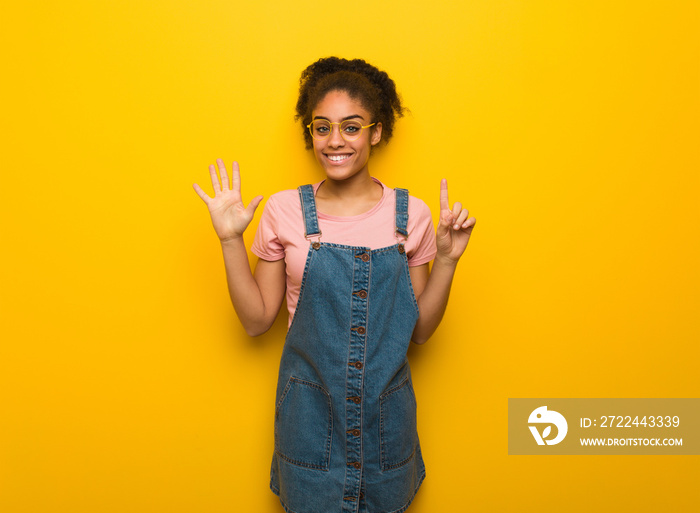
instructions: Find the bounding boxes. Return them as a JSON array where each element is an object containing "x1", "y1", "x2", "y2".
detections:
[{"x1": 193, "y1": 57, "x2": 476, "y2": 513}]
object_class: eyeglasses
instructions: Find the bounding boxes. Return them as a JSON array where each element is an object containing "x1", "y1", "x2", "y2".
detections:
[{"x1": 307, "y1": 119, "x2": 376, "y2": 141}]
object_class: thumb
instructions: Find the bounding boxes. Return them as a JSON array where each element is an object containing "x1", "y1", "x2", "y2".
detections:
[
  {"x1": 246, "y1": 195, "x2": 264, "y2": 216},
  {"x1": 436, "y1": 209, "x2": 453, "y2": 236}
]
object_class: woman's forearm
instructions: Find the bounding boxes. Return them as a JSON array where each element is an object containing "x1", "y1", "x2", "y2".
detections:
[
  {"x1": 219, "y1": 237, "x2": 278, "y2": 336},
  {"x1": 411, "y1": 255, "x2": 459, "y2": 344}
]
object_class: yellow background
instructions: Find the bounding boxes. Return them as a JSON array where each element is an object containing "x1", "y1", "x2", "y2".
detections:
[{"x1": 2, "y1": 1, "x2": 698, "y2": 511}]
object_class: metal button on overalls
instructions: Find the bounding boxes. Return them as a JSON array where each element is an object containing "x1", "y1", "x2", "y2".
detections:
[{"x1": 269, "y1": 185, "x2": 426, "y2": 513}]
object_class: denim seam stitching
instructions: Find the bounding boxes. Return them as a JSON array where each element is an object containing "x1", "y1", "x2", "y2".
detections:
[
  {"x1": 274, "y1": 376, "x2": 333, "y2": 471},
  {"x1": 286, "y1": 245, "x2": 315, "y2": 334},
  {"x1": 379, "y1": 377, "x2": 418, "y2": 471},
  {"x1": 385, "y1": 469, "x2": 426, "y2": 513},
  {"x1": 402, "y1": 253, "x2": 420, "y2": 317},
  {"x1": 394, "y1": 187, "x2": 409, "y2": 238},
  {"x1": 298, "y1": 184, "x2": 320, "y2": 237}
]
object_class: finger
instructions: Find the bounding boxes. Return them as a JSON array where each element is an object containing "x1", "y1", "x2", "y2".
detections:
[
  {"x1": 217, "y1": 158, "x2": 230, "y2": 191},
  {"x1": 208, "y1": 164, "x2": 221, "y2": 193},
  {"x1": 437, "y1": 208, "x2": 454, "y2": 232},
  {"x1": 454, "y1": 208, "x2": 469, "y2": 228},
  {"x1": 440, "y1": 179, "x2": 449, "y2": 211},
  {"x1": 451, "y1": 201, "x2": 463, "y2": 229},
  {"x1": 436, "y1": 214, "x2": 450, "y2": 238},
  {"x1": 192, "y1": 183, "x2": 212, "y2": 204},
  {"x1": 231, "y1": 161, "x2": 241, "y2": 195}
]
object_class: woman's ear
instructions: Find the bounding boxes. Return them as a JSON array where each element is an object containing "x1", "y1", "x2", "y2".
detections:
[{"x1": 370, "y1": 122, "x2": 383, "y2": 146}]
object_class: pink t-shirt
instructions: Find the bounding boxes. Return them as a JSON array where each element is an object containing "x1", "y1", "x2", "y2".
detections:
[{"x1": 251, "y1": 178, "x2": 437, "y2": 327}]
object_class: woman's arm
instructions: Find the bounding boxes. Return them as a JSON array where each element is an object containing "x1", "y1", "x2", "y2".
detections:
[
  {"x1": 409, "y1": 179, "x2": 476, "y2": 345},
  {"x1": 219, "y1": 241, "x2": 286, "y2": 336},
  {"x1": 194, "y1": 159, "x2": 286, "y2": 336}
]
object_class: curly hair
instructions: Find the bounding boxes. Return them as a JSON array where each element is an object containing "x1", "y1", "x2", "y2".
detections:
[{"x1": 295, "y1": 57, "x2": 407, "y2": 150}]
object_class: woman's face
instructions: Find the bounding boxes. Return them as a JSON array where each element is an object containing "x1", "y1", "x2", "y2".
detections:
[{"x1": 310, "y1": 90, "x2": 382, "y2": 183}]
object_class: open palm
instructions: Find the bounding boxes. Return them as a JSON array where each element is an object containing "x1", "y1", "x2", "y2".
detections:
[{"x1": 193, "y1": 159, "x2": 263, "y2": 242}]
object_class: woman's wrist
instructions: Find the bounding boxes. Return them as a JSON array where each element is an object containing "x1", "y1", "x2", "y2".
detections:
[
  {"x1": 433, "y1": 252, "x2": 459, "y2": 270},
  {"x1": 220, "y1": 235, "x2": 245, "y2": 247}
]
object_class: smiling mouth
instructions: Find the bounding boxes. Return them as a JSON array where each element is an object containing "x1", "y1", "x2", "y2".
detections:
[{"x1": 325, "y1": 154, "x2": 352, "y2": 163}]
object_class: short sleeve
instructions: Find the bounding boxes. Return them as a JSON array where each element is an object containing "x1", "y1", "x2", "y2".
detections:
[
  {"x1": 251, "y1": 196, "x2": 285, "y2": 261},
  {"x1": 407, "y1": 196, "x2": 437, "y2": 267}
]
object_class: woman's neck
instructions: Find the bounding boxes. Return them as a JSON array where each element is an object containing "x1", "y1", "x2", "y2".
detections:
[{"x1": 315, "y1": 171, "x2": 384, "y2": 216}]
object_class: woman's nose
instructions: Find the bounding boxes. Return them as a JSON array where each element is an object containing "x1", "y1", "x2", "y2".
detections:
[{"x1": 327, "y1": 125, "x2": 345, "y2": 147}]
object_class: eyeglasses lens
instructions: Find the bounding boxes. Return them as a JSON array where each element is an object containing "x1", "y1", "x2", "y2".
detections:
[{"x1": 310, "y1": 120, "x2": 365, "y2": 141}]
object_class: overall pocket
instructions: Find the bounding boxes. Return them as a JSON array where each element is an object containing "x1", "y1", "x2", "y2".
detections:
[
  {"x1": 275, "y1": 377, "x2": 332, "y2": 470},
  {"x1": 379, "y1": 378, "x2": 418, "y2": 470}
]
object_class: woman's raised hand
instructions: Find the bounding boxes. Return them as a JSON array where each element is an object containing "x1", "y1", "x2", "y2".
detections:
[
  {"x1": 435, "y1": 179, "x2": 476, "y2": 264},
  {"x1": 193, "y1": 159, "x2": 263, "y2": 243}
]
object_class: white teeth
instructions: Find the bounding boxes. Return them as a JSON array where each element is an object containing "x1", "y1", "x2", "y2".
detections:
[{"x1": 328, "y1": 154, "x2": 350, "y2": 162}]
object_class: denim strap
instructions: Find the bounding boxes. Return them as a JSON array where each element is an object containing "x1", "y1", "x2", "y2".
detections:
[
  {"x1": 298, "y1": 184, "x2": 321, "y2": 238},
  {"x1": 394, "y1": 187, "x2": 409, "y2": 238}
]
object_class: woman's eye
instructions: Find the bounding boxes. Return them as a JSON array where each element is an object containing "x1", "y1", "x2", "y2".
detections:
[
  {"x1": 316, "y1": 125, "x2": 330, "y2": 133},
  {"x1": 343, "y1": 125, "x2": 360, "y2": 133}
]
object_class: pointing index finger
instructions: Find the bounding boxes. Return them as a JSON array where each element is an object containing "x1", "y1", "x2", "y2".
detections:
[{"x1": 440, "y1": 178, "x2": 449, "y2": 211}]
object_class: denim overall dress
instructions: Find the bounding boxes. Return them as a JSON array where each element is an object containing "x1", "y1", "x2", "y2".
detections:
[{"x1": 269, "y1": 185, "x2": 426, "y2": 513}]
